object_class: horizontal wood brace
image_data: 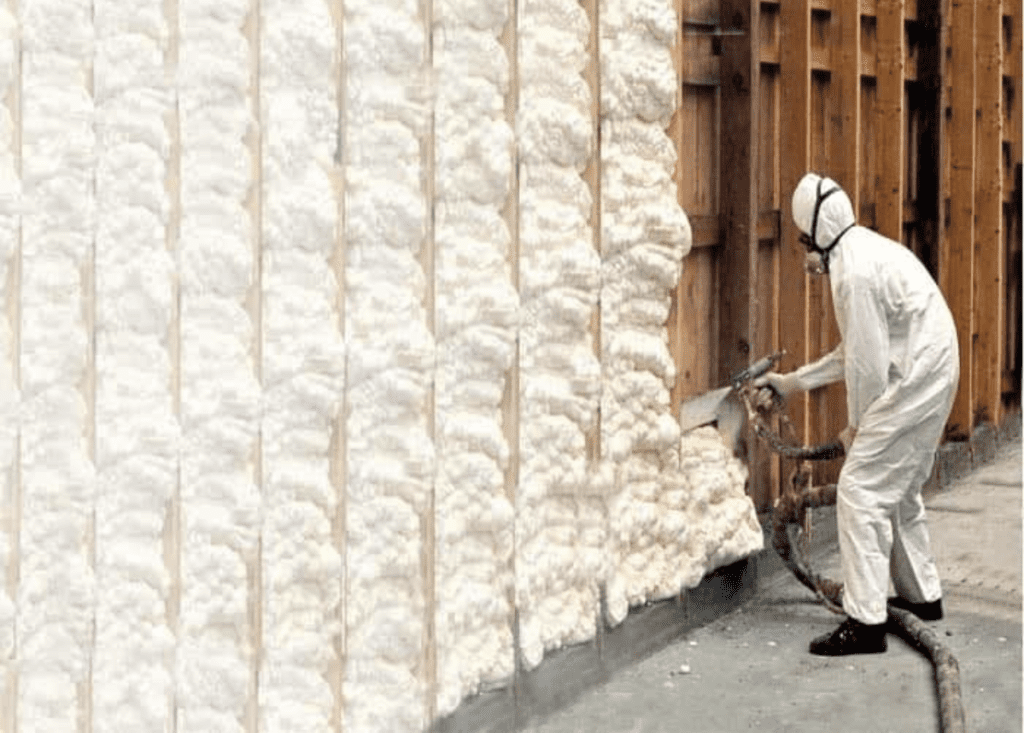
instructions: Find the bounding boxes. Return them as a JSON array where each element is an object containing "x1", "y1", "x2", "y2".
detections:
[{"x1": 689, "y1": 211, "x2": 781, "y2": 249}]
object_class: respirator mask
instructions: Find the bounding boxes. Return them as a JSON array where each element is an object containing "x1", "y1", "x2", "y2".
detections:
[{"x1": 799, "y1": 177, "x2": 854, "y2": 276}]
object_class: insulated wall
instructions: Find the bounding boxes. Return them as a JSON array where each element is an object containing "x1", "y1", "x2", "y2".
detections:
[{"x1": 0, "y1": 0, "x2": 765, "y2": 730}]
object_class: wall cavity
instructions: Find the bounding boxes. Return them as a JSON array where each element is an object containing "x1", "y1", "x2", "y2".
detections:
[
  {"x1": 0, "y1": 2, "x2": 17, "y2": 724},
  {"x1": 599, "y1": 0, "x2": 762, "y2": 625},
  {"x1": 258, "y1": 0, "x2": 345, "y2": 730},
  {"x1": 93, "y1": 1, "x2": 176, "y2": 730},
  {"x1": 432, "y1": 0, "x2": 518, "y2": 717},
  {"x1": 515, "y1": 0, "x2": 604, "y2": 671},
  {"x1": 18, "y1": 0, "x2": 96, "y2": 727},
  {"x1": 342, "y1": 0, "x2": 435, "y2": 730},
  {"x1": 177, "y1": 0, "x2": 261, "y2": 729}
]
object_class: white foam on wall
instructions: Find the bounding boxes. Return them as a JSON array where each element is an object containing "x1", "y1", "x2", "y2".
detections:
[
  {"x1": 343, "y1": 1, "x2": 434, "y2": 730},
  {"x1": 93, "y1": 2, "x2": 176, "y2": 730},
  {"x1": 600, "y1": 0, "x2": 762, "y2": 626},
  {"x1": 516, "y1": 0, "x2": 603, "y2": 671},
  {"x1": 259, "y1": 0, "x2": 345, "y2": 730},
  {"x1": 177, "y1": 0, "x2": 261, "y2": 730},
  {"x1": 0, "y1": 1, "x2": 773, "y2": 728},
  {"x1": 0, "y1": 3, "x2": 18, "y2": 707},
  {"x1": 18, "y1": 0, "x2": 96, "y2": 728},
  {"x1": 433, "y1": 0, "x2": 518, "y2": 716}
]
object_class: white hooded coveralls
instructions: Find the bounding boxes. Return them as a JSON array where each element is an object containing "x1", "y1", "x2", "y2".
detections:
[{"x1": 790, "y1": 174, "x2": 960, "y2": 625}]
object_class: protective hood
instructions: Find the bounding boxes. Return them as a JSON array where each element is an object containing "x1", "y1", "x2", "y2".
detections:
[{"x1": 791, "y1": 173, "x2": 856, "y2": 250}]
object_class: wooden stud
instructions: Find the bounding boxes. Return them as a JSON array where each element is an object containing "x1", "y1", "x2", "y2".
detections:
[
  {"x1": 719, "y1": 0, "x2": 766, "y2": 501},
  {"x1": 973, "y1": 0, "x2": 1005, "y2": 427},
  {"x1": 779, "y1": 0, "x2": 812, "y2": 444},
  {"x1": 943, "y1": 0, "x2": 976, "y2": 439},
  {"x1": 718, "y1": 0, "x2": 759, "y2": 382},
  {"x1": 1003, "y1": 0, "x2": 1023, "y2": 404},
  {"x1": 819, "y1": 0, "x2": 861, "y2": 484},
  {"x1": 875, "y1": 0, "x2": 906, "y2": 242}
]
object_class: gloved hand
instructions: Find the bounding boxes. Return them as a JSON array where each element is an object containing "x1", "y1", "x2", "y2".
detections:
[
  {"x1": 839, "y1": 425, "x2": 857, "y2": 453},
  {"x1": 753, "y1": 371, "x2": 802, "y2": 408}
]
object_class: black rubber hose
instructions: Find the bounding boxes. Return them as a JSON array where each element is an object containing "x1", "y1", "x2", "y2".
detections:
[
  {"x1": 752, "y1": 420, "x2": 845, "y2": 461},
  {"x1": 769, "y1": 479, "x2": 968, "y2": 733},
  {"x1": 886, "y1": 605, "x2": 967, "y2": 733}
]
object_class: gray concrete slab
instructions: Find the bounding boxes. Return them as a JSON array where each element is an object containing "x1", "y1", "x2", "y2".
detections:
[{"x1": 518, "y1": 439, "x2": 1022, "y2": 733}]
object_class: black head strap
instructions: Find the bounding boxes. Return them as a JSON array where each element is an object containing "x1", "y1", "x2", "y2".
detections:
[{"x1": 810, "y1": 177, "x2": 855, "y2": 261}]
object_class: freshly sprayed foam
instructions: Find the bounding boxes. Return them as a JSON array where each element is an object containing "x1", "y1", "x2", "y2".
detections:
[
  {"x1": 516, "y1": 0, "x2": 602, "y2": 671},
  {"x1": 177, "y1": 1, "x2": 260, "y2": 731},
  {"x1": 259, "y1": 0, "x2": 345, "y2": 731},
  {"x1": 344, "y1": 1, "x2": 434, "y2": 730},
  {"x1": 433, "y1": 0, "x2": 517, "y2": 716},
  {"x1": 0, "y1": 2, "x2": 772, "y2": 727},
  {"x1": 600, "y1": 0, "x2": 761, "y2": 627},
  {"x1": 18, "y1": 1, "x2": 96, "y2": 729},
  {"x1": 0, "y1": 5, "x2": 17, "y2": 705},
  {"x1": 92, "y1": 2, "x2": 176, "y2": 730}
]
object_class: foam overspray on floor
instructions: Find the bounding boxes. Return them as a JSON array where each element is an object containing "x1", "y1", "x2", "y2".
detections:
[{"x1": 0, "y1": 0, "x2": 764, "y2": 730}]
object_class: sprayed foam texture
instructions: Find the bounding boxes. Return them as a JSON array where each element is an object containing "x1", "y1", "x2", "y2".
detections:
[
  {"x1": 178, "y1": 1, "x2": 260, "y2": 731},
  {"x1": 515, "y1": 0, "x2": 603, "y2": 671},
  {"x1": 0, "y1": 1, "x2": 770, "y2": 729},
  {"x1": 92, "y1": 2, "x2": 177, "y2": 731},
  {"x1": 433, "y1": 0, "x2": 518, "y2": 716},
  {"x1": 343, "y1": 1, "x2": 434, "y2": 730},
  {"x1": 18, "y1": 1, "x2": 96, "y2": 728},
  {"x1": 599, "y1": 0, "x2": 761, "y2": 627},
  {"x1": 0, "y1": 4, "x2": 17, "y2": 712},
  {"x1": 259, "y1": 1, "x2": 345, "y2": 730}
]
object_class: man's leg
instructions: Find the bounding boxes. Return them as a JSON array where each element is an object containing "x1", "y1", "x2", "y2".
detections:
[
  {"x1": 808, "y1": 477, "x2": 890, "y2": 655},
  {"x1": 889, "y1": 490, "x2": 943, "y2": 619}
]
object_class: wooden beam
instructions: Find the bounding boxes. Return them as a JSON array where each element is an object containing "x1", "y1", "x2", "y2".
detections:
[
  {"x1": 816, "y1": 0, "x2": 861, "y2": 485},
  {"x1": 943, "y1": 0, "x2": 976, "y2": 439},
  {"x1": 779, "y1": 0, "x2": 812, "y2": 443},
  {"x1": 973, "y1": 0, "x2": 1005, "y2": 427},
  {"x1": 717, "y1": 0, "x2": 760, "y2": 381},
  {"x1": 875, "y1": 0, "x2": 905, "y2": 241}
]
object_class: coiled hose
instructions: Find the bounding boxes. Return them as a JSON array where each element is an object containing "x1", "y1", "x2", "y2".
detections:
[{"x1": 747, "y1": 394, "x2": 966, "y2": 733}]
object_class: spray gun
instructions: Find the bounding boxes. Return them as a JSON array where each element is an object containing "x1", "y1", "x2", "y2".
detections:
[{"x1": 678, "y1": 351, "x2": 786, "y2": 450}]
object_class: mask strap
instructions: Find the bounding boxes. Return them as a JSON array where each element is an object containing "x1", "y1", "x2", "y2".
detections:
[{"x1": 809, "y1": 178, "x2": 843, "y2": 250}]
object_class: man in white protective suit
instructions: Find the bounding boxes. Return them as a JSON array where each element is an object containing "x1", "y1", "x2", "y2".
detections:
[{"x1": 756, "y1": 172, "x2": 960, "y2": 656}]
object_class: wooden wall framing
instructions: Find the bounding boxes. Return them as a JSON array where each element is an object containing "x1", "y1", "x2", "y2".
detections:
[{"x1": 670, "y1": 0, "x2": 1023, "y2": 511}]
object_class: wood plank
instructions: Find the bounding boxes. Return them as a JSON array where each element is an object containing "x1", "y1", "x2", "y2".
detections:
[
  {"x1": 875, "y1": 0, "x2": 905, "y2": 241},
  {"x1": 717, "y1": 0, "x2": 759, "y2": 381},
  {"x1": 815, "y1": 0, "x2": 860, "y2": 486},
  {"x1": 672, "y1": 248, "x2": 718, "y2": 404},
  {"x1": 943, "y1": 0, "x2": 976, "y2": 439},
  {"x1": 779, "y1": 0, "x2": 812, "y2": 445},
  {"x1": 973, "y1": 0, "x2": 1005, "y2": 427},
  {"x1": 860, "y1": 14, "x2": 877, "y2": 78},
  {"x1": 1003, "y1": 0, "x2": 1023, "y2": 403},
  {"x1": 759, "y1": 3, "x2": 781, "y2": 67},
  {"x1": 752, "y1": 240, "x2": 780, "y2": 510},
  {"x1": 810, "y1": 8, "x2": 832, "y2": 73},
  {"x1": 758, "y1": 65, "x2": 780, "y2": 212},
  {"x1": 689, "y1": 214, "x2": 721, "y2": 248}
]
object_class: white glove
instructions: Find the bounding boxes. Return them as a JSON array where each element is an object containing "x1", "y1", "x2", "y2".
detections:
[{"x1": 753, "y1": 371, "x2": 802, "y2": 406}]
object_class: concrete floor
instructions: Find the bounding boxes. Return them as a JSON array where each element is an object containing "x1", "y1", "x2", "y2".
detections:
[{"x1": 519, "y1": 440, "x2": 1022, "y2": 733}]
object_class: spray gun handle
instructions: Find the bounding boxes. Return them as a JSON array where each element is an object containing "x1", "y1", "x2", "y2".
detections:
[{"x1": 730, "y1": 351, "x2": 785, "y2": 390}]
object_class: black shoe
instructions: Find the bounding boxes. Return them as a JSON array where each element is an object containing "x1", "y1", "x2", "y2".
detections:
[
  {"x1": 809, "y1": 618, "x2": 887, "y2": 656},
  {"x1": 887, "y1": 597, "x2": 943, "y2": 621}
]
